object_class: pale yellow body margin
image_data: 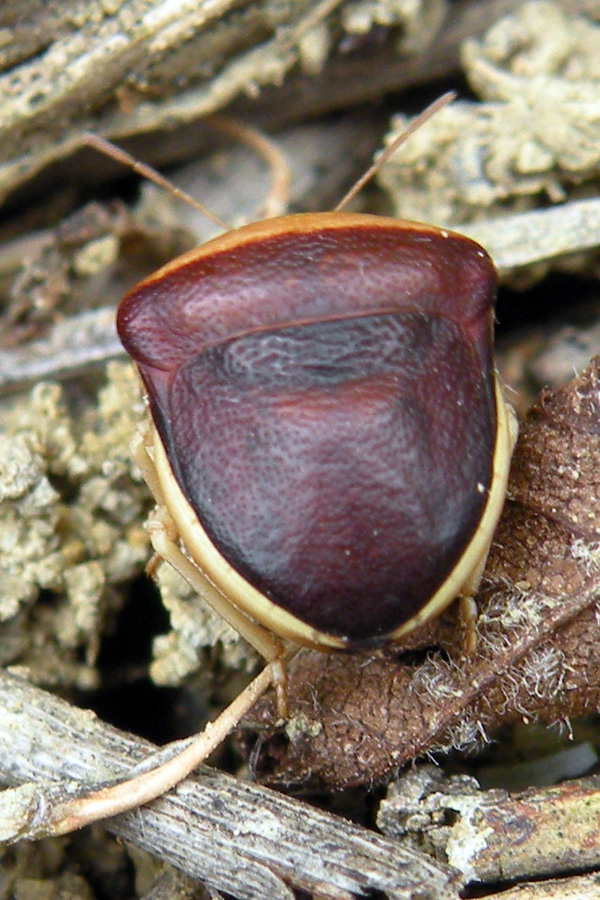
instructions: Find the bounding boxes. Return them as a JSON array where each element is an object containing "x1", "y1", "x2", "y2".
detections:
[{"x1": 142, "y1": 375, "x2": 516, "y2": 653}]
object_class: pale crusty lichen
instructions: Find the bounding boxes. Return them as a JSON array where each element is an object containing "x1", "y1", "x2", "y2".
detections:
[
  {"x1": 341, "y1": 0, "x2": 446, "y2": 54},
  {"x1": 378, "y1": 2, "x2": 600, "y2": 227},
  {"x1": 0, "y1": 363, "x2": 149, "y2": 688},
  {"x1": 150, "y1": 563, "x2": 257, "y2": 687}
]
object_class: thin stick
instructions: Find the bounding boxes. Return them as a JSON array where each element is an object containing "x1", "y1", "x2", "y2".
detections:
[
  {"x1": 50, "y1": 664, "x2": 274, "y2": 835},
  {"x1": 334, "y1": 91, "x2": 457, "y2": 212},
  {"x1": 81, "y1": 132, "x2": 232, "y2": 232}
]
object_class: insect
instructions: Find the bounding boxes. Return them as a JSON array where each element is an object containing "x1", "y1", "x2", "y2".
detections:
[{"x1": 53, "y1": 94, "x2": 516, "y2": 833}]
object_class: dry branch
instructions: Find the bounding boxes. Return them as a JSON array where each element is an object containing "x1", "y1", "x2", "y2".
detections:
[
  {"x1": 1, "y1": 0, "x2": 599, "y2": 207},
  {"x1": 378, "y1": 766, "x2": 600, "y2": 887},
  {"x1": 0, "y1": 670, "x2": 459, "y2": 900}
]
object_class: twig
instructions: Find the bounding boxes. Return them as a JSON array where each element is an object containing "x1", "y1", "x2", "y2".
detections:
[
  {"x1": 483, "y1": 873, "x2": 600, "y2": 899},
  {"x1": 0, "y1": 307, "x2": 122, "y2": 394},
  {"x1": 0, "y1": 670, "x2": 459, "y2": 900},
  {"x1": 2, "y1": 0, "x2": 598, "y2": 205},
  {"x1": 379, "y1": 766, "x2": 600, "y2": 888},
  {"x1": 460, "y1": 197, "x2": 600, "y2": 273},
  {"x1": 449, "y1": 776, "x2": 600, "y2": 883}
]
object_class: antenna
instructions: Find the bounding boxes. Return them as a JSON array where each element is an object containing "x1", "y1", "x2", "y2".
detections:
[
  {"x1": 81, "y1": 132, "x2": 232, "y2": 232},
  {"x1": 81, "y1": 120, "x2": 292, "y2": 232},
  {"x1": 334, "y1": 91, "x2": 457, "y2": 212}
]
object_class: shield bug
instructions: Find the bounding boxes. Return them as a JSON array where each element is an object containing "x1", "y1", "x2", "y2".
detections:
[{"x1": 59, "y1": 95, "x2": 516, "y2": 831}]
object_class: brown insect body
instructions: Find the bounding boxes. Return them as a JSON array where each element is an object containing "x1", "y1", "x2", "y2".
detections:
[
  {"x1": 52, "y1": 109, "x2": 518, "y2": 834},
  {"x1": 118, "y1": 211, "x2": 511, "y2": 651}
]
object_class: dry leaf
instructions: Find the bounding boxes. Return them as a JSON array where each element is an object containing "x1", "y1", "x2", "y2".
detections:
[{"x1": 247, "y1": 357, "x2": 600, "y2": 789}]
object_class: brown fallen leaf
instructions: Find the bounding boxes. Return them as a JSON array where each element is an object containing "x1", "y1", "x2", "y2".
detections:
[{"x1": 246, "y1": 357, "x2": 600, "y2": 789}]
